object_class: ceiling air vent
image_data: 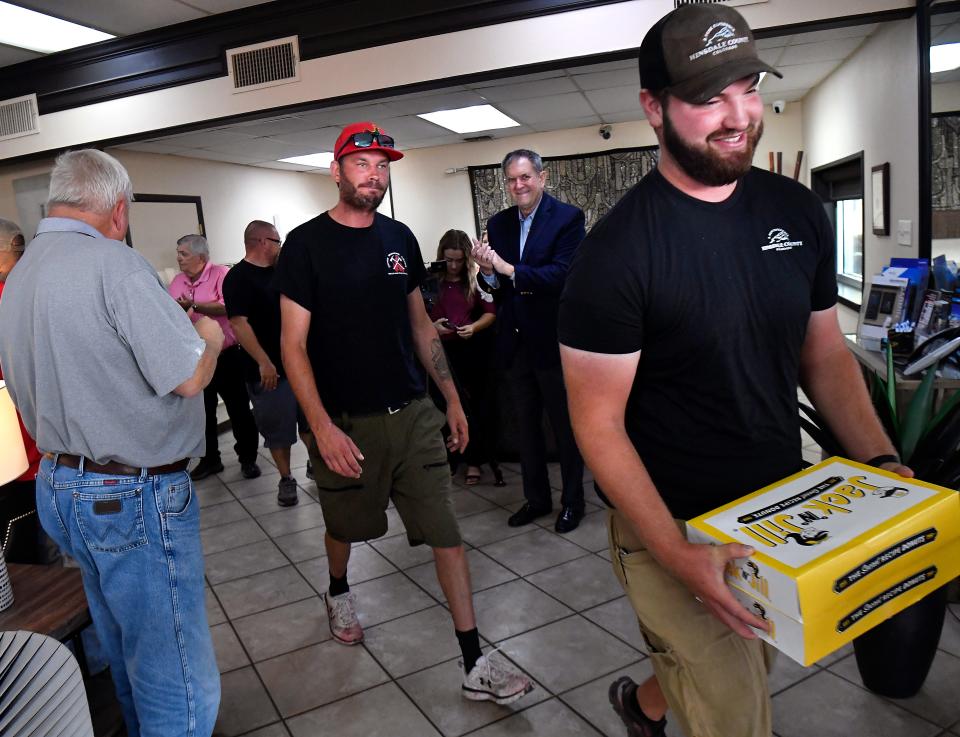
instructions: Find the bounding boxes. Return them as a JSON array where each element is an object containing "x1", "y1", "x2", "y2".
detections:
[
  {"x1": 0, "y1": 94, "x2": 39, "y2": 143},
  {"x1": 227, "y1": 36, "x2": 300, "y2": 93},
  {"x1": 674, "y1": 0, "x2": 768, "y2": 7}
]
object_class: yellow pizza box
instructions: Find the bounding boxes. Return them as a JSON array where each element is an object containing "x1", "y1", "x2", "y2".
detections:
[
  {"x1": 727, "y1": 536, "x2": 959, "y2": 665},
  {"x1": 686, "y1": 457, "x2": 960, "y2": 622}
]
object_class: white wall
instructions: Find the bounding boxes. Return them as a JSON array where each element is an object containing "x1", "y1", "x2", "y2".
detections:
[
  {"x1": 803, "y1": 19, "x2": 919, "y2": 282},
  {"x1": 391, "y1": 100, "x2": 805, "y2": 249},
  {"x1": 0, "y1": 151, "x2": 339, "y2": 266}
]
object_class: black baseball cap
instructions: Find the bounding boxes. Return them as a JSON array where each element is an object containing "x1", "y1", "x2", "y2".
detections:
[{"x1": 639, "y1": 4, "x2": 781, "y2": 104}]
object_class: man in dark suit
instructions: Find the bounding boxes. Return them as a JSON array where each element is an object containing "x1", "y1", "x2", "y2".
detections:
[{"x1": 473, "y1": 149, "x2": 586, "y2": 532}]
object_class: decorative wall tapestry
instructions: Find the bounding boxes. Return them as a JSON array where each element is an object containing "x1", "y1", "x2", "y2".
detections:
[
  {"x1": 468, "y1": 146, "x2": 659, "y2": 235},
  {"x1": 931, "y1": 114, "x2": 960, "y2": 238}
]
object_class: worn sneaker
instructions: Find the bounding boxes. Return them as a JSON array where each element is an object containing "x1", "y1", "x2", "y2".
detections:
[
  {"x1": 609, "y1": 676, "x2": 667, "y2": 737},
  {"x1": 461, "y1": 649, "x2": 533, "y2": 705},
  {"x1": 324, "y1": 591, "x2": 363, "y2": 645},
  {"x1": 277, "y1": 477, "x2": 299, "y2": 507},
  {"x1": 241, "y1": 462, "x2": 262, "y2": 479},
  {"x1": 305, "y1": 460, "x2": 315, "y2": 481},
  {"x1": 190, "y1": 458, "x2": 224, "y2": 481}
]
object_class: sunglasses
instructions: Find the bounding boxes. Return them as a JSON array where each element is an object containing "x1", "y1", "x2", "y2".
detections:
[{"x1": 336, "y1": 130, "x2": 396, "y2": 159}]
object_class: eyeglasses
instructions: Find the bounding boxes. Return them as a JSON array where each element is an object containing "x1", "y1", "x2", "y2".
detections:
[{"x1": 335, "y1": 130, "x2": 396, "y2": 159}]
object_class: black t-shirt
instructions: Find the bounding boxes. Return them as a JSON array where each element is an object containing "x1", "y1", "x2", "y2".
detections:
[
  {"x1": 559, "y1": 167, "x2": 837, "y2": 520},
  {"x1": 274, "y1": 212, "x2": 427, "y2": 414},
  {"x1": 223, "y1": 259, "x2": 284, "y2": 384}
]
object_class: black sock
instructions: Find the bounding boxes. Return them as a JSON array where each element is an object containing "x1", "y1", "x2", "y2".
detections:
[
  {"x1": 456, "y1": 628, "x2": 482, "y2": 673},
  {"x1": 329, "y1": 572, "x2": 349, "y2": 597}
]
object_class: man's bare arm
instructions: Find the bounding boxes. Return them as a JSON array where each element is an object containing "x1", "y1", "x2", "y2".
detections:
[
  {"x1": 230, "y1": 315, "x2": 278, "y2": 391},
  {"x1": 560, "y1": 344, "x2": 767, "y2": 637},
  {"x1": 799, "y1": 307, "x2": 911, "y2": 476},
  {"x1": 173, "y1": 316, "x2": 223, "y2": 397},
  {"x1": 280, "y1": 295, "x2": 363, "y2": 477},
  {"x1": 407, "y1": 288, "x2": 469, "y2": 452}
]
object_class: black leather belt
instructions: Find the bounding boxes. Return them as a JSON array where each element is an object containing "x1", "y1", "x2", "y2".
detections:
[{"x1": 53, "y1": 454, "x2": 190, "y2": 477}]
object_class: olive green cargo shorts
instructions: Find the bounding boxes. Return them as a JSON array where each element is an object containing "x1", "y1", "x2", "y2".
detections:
[
  {"x1": 307, "y1": 397, "x2": 462, "y2": 548},
  {"x1": 607, "y1": 508, "x2": 775, "y2": 737}
]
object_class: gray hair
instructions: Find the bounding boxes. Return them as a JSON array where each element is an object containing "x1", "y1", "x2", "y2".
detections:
[
  {"x1": 47, "y1": 149, "x2": 134, "y2": 214},
  {"x1": 176, "y1": 234, "x2": 209, "y2": 260},
  {"x1": 0, "y1": 218, "x2": 23, "y2": 252},
  {"x1": 501, "y1": 149, "x2": 544, "y2": 175}
]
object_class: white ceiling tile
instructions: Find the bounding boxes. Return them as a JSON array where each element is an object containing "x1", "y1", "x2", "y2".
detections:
[
  {"x1": 395, "y1": 135, "x2": 464, "y2": 150},
  {"x1": 530, "y1": 115, "x2": 600, "y2": 133},
  {"x1": 932, "y1": 23, "x2": 960, "y2": 45},
  {"x1": 264, "y1": 126, "x2": 341, "y2": 148},
  {"x1": 583, "y1": 86, "x2": 641, "y2": 115},
  {"x1": 931, "y1": 11, "x2": 960, "y2": 27},
  {"x1": 172, "y1": 149, "x2": 264, "y2": 165},
  {"x1": 157, "y1": 129, "x2": 258, "y2": 148},
  {"x1": 322, "y1": 104, "x2": 408, "y2": 126},
  {"x1": 760, "y1": 90, "x2": 807, "y2": 105},
  {"x1": 499, "y1": 92, "x2": 595, "y2": 123},
  {"x1": 231, "y1": 115, "x2": 318, "y2": 136},
  {"x1": 601, "y1": 110, "x2": 647, "y2": 124},
  {"x1": 793, "y1": 24, "x2": 877, "y2": 44},
  {"x1": 778, "y1": 37, "x2": 864, "y2": 66},
  {"x1": 564, "y1": 59, "x2": 634, "y2": 75},
  {"x1": 468, "y1": 70, "x2": 566, "y2": 88},
  {"x1": 756, "y1": 35, "x2": 793, "y2": 50},
  {"x1": 202, "y1": 138, "x2": 313, "y2": 159},
  {"x1": 249, "y1": 159, "x2": 319, "y2": 171},
  {"x1": 14, "y1": 0, "x2": 205, "y2": 35},
  {"x1": 478, "y1": 77, "x2": 579, "y2": 103},
  {"x1": 112, "y1": 141, "x2": 192, "y2": 154},
  {"x1": 759, "y1": 47, "x2": 786, "y2": 67},
  {"x1": 184, "y1": 0, "x2": 275, "y2": 13},
  {"x1": 760, "y1": 61, "x2": 839, "y2": 93},
  {"x1": 0, "y1": 43, "x2": 42, "y2": 67},
  {"x1": 573, "y1": 68, "x2": 639, "y2": 91},
  {"x1": 387, "y1": 91, "x2": 490, "y2": 116},
  {"x1": 368, "y1": 116, "x2": 449, "y2": 141}
]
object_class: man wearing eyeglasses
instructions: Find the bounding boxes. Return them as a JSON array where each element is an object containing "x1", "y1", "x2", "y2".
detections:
[
  {"x1": 223, "y1": 220, "x2": 310, "y2": 507},
  {"x1": 276, "y1": 122, "x2": 533, "y2": 705}
]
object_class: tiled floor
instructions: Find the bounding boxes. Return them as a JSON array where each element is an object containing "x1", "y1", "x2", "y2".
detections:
[{"x1": 193, "y1": 437, "x2": 960, "y2": 737}]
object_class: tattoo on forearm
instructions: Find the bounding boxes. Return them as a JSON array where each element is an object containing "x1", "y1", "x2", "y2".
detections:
[{"x1": 430, "y1": 338, "x2": 452, "y2": 381}]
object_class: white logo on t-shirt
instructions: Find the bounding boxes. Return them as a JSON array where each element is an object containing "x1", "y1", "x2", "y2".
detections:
[{"x1": 762, "y1": 228, "x2": 804, "y2": 252}]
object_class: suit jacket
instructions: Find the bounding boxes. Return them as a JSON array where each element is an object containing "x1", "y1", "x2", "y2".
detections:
[{"x1": 480, "y1": 192, "x2": 585, "y2": 369}]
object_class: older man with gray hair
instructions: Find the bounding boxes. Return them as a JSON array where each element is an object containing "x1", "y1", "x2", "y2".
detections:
[
  {"x1": 169, "y1": 233, "x2": 261, "y2": 482},
  {"x1": 0, "y1": 218, "x2": 24, "y2": 282},
  {"x1": 0, "y1": 149, "x2": 223, "y2": 736}
]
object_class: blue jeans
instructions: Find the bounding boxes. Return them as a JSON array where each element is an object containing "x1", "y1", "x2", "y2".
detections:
[{"x1": 36, "y1": 456, "x2": 220, "y2": 737}]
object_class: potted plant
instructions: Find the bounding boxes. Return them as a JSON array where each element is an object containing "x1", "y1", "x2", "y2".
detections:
[{"x1": 799, "y1": 343, "x2": 958, "y2": 698}]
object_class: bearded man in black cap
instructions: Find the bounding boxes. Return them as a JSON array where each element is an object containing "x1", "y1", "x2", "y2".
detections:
[{"x1": 558, "y1": 5, "x2": 908, "y2": 736}]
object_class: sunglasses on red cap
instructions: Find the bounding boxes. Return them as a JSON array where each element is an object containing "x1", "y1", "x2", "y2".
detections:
[{"x1": 335, "y1": 130, "x2": 396, "y2": 159}]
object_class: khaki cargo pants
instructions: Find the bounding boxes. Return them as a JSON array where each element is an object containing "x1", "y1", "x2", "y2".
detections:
[{"x1": 607, "y1": 508, "x2": 774, "y2": 737}]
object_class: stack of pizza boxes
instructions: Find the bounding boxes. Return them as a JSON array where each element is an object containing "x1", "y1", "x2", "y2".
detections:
[{"x1": 686, "y1": 458, "x2": 960, "y2": 665}]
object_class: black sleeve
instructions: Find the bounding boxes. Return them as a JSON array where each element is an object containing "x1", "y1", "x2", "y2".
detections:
[
  {"x1": 274, "y1": 226, "x2": 316, "y2": 311},
  {"x1": 810, "y1": 200, "x2": 839, "y2": 312},
  {"x1": 406, "y1": 230, "x2": 426, "y2": 294},
  {"x1": 558, "y1": 217, "x2": 646, "y2": 354},
  {"x1": 223, "y1": 268, "x2": 249, "y2": 318}
]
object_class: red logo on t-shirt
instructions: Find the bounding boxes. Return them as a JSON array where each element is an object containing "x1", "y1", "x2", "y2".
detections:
[{"x1": 386, "y1": 252, "x2": 407, "y2": 275}]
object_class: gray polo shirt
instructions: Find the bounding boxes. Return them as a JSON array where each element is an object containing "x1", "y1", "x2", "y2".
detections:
[{"x1": 0, "y1": 217, "x2": 205, "y2": 466}]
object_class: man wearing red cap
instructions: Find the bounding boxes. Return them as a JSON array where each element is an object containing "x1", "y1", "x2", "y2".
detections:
[
  {"x1": 276, "y1": 122, "x2": 533, "y2": 704},
  {"x1": 558, "y1": 5, "x2": 907, "y2": 737}
]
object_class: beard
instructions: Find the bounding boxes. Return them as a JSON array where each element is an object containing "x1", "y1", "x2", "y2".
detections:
[
  {"x1": 662, "y1": 109, "x2": 763, "y2": 187},
  {"x1": 340, "y1": 177, "x2": 387, "y2": 211}
]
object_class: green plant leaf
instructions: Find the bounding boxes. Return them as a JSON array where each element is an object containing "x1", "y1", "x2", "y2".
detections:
[
  {"x1": 923, "y1": 388, "x2": 960, "y2": 441},
  {"x1": 885, "y1": 341, "x2": 899, "y2": 435},
  {"x1": 868, "y1": 371, "x2": 899, "y2": 444},
  {"x1": 900, "y1": 362, "x2": 938, "y2": 464}
]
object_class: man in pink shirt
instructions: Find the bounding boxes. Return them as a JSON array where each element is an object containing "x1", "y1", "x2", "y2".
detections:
[{"x1": 169, "y1": 234, "x2": 261, "y2": 480}]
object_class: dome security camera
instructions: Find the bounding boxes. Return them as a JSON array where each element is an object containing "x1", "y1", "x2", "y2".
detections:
[
  {"x1": 772, "y1": 100, "x2": 786, "y2": 114},
  {"x1": 599, "y1": 125, "x2": 612, "y2": 140}
]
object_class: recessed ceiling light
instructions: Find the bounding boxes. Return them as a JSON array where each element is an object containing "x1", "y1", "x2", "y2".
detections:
[
  {"x1": 0, "y1": 2, "x2": 113, "y2": 54},
  {"x1": 418, "y1": 105, "x2": 520, "y2": 134},
  {"x1": 931, "y1": 43, "x2": 960, "y2": 74},
  {"x1": 279, "y1": 152, "x2": 335, "y2": 168}
]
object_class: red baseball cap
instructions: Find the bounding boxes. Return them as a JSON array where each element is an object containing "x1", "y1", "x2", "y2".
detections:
[{"x1": 333, "y1": 122, "x2": 404, "y2": 162}]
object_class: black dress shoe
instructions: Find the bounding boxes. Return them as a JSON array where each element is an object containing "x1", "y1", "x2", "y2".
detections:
[
  {"x1": 507, "y1": 503, "x2": 552, "y2": 527},
  {"x1": 241, "y1": 462, "x2": 262, "y2": 479},
  {"x1": 190, "y1": 458, "x2": 224, "y2": 481},
  {"x1": 555, "y1": 505, "x2": 585, "y2": 533}
]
